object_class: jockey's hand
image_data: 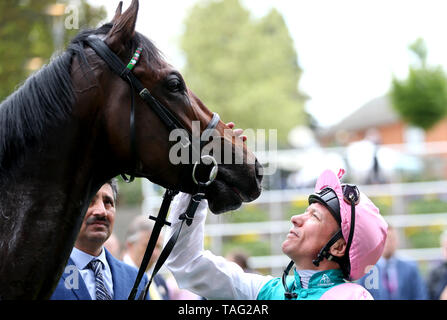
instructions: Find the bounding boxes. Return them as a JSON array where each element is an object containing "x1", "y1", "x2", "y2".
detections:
[{"x1": 226, "y1": 122, "x2": 247, "y2": 142}]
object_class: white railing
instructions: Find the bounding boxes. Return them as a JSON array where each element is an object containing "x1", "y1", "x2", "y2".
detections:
[
  {"x1": 205, "y1": 213, "x2": 447, "y2": 237},
  {"x1": 203, "y1": 182, "x2": 447, "y2": 272},
  {"x1": 250, "y1": 180, "x2": 447, "y2": 205},
  {"x1": 141, "y1": 167, "x2": 447, "y2": 272},
  {"x1": 205, "y1": 212, "x2": 447, "y2": 266},
  {"x1": 247, "y1": 247, "x2": 444, "y2": 270}
]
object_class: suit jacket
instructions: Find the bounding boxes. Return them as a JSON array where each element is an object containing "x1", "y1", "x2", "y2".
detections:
[
  {"x1": 51, "y1": 249, "x2": 150, "y2": 300},
  {"x1": 358, "y1": 256, "x2": 428, "y2": 300},
  {"x1": 426, "y1": 261, "x2": 447, "y2": 299}
]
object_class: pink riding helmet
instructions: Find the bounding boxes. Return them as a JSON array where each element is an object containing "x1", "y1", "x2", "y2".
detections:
[{"x1": 311, "y1": 169, "x2": 388, "y2": 281}]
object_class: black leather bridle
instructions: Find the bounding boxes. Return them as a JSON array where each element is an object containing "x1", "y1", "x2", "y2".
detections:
[
  {"x1": 83, "y1": 35, "x2": 220, "y2": 300},
  {"x1": 84, "y1": 35, "x2": 220, "y2": 183}
]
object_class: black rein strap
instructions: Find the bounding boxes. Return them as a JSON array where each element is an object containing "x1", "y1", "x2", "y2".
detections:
[
  {"x1": 127, "y1": 189, "x2": 178, "y2": 300},
  {"x1": 136, "y1": 189, "x2": 206, "y2": 300}
]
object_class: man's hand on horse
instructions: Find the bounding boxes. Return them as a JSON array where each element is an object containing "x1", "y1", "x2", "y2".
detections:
[{"x1": 226, "y1": 122, "x2": 247, "y2": 142}]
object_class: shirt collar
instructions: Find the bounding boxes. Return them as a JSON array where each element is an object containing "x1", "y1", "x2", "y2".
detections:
[
  {"x1": 296, "y1": 269, "x2": 318, "y2": 289},
  {"x1": 70, "y1": 246, "x2": 108, "y2": 270}
]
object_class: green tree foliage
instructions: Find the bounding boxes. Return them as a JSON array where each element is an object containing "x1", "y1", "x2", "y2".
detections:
[
  {"x1": 0, "y1": 0, "x2": 106, "y2": 101},
  {"x1": 116, "y1": 175, "x2": 143, "y2": 206},
  {"x1": 390, "y1": 38, "x2": 447, "y2": 130},
  {"x1": 181, "y1": 0, "x2": 306, "y2": 144}
]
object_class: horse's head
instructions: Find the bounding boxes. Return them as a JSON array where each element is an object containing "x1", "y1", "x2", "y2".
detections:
[{"x1": 72, "y1": 0, "x2": 262, "y2": 214}]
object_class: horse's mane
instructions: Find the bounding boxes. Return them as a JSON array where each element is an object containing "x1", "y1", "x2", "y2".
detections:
[
  {"x1": 0, "y1": 23, "x2": 164, "y2": 175},
  {"x1": 0, "y1": 45, "x2": 74, "y2": 174}
]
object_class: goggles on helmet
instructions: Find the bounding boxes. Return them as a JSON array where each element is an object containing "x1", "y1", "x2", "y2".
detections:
[
  {"x1": 308, "y1": 187, "x2": 341, "y2": 225},
  {"x1": 308, "y1": 184, "x2": 359, "y2": 225}
]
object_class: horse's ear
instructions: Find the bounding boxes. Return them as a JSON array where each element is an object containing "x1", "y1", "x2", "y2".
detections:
[
  {"x1": 106, "y1": 0, "x2": 138, "y2": 53},
  {"x1": 111, "y1": 1, "x2": 123, "y2": 24}
]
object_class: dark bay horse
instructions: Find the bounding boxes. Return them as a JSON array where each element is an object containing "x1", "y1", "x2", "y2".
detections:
[{"x1": 0, "y1": 0, "x2": 262, "y2": 299}]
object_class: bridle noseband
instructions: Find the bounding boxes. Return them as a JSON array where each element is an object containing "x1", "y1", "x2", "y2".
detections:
[{"x1": 82, "y1": 35, "x2": 220, "y2": 300}]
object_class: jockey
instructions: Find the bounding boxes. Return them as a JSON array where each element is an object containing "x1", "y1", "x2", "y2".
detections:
[{"x1": 165, "y1": 168, "x2": 388, "y2": 300}]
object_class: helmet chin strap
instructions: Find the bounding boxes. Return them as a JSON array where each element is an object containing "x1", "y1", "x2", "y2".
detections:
[
  {"x1": 312, "y1": 197, "x2": 357, "y2": 279},
  {"x1": 282, "y1": 230, "x2": 344, "y2": 299},
  {"x1": 312, "y1": 229, "x2": 344, "y2": 267}
]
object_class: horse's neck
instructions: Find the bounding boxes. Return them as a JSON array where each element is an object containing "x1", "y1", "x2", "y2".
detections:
[
  {"x1": 0, "y1": 121, "x2": 104, "y2": 299},
  {"x1": 0, "y1": 121, "x2": 98, "y2": 216}
]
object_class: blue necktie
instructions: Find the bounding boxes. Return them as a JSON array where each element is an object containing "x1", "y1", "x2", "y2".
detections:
[{"x1": 88, "y1": 259, "x2": 112, "y2": 300}]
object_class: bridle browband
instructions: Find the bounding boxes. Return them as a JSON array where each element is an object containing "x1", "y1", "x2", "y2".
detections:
[{"x1": 82, "y1": 35, "x2": 220, "y2": 300}]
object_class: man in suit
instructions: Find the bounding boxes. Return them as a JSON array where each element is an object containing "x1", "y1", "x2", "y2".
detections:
[
  {"x1": 358, "y1": 225, "x2": 428, "y2": 300},
  {"x1": 426, "y1": 230, "x2": 447, "y2": 300},
  {"x1": 51, "y1": 179, "x2": 150, "y2": 300},
  {"x1": 122, "y1": 215, "x2": 170, "y2": 300}
]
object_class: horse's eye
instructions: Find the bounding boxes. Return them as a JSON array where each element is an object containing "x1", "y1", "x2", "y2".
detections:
[{"x1": 166, "y1": 77, "x2": 184, "y2": 93}]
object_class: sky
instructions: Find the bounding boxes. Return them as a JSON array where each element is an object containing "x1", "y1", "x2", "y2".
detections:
[{"x1": 89, "y1": 0, "x2": 447, "y2": 128}]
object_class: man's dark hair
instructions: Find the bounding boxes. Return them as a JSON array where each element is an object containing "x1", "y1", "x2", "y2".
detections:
[{"x1": 105, "y1": 178, "x2": 119, "y2": 203}]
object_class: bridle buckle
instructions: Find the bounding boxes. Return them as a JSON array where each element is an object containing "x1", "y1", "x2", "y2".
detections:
[{"x1": 192, "y1": 155, "x2": 218, "y2": 187}]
